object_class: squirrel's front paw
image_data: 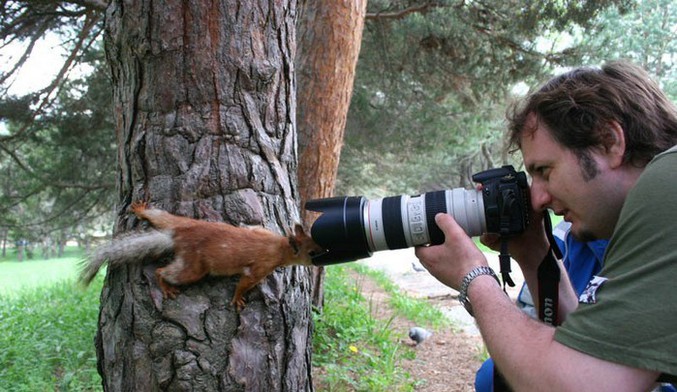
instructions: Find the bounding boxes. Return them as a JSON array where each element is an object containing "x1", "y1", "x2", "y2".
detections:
[{"x1": 130, "y1": 200, "x2": 149, "y2": 213}]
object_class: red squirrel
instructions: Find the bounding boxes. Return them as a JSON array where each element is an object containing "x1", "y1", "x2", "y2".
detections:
[{"x1": 79, "y1": 201, "x2": 324, "y2": 310}]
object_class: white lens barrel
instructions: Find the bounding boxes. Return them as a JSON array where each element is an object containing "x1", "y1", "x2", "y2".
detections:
[
  {"x1": 364, "y1": 198, "x2": 388, "y2": 251},
  {"x1": 404, "y1": 194, "x2": 429, "y2": 246},
  {"x1": 364, "y1": 188, "x2": 486, "y2": 252},
  {"x1": 446, "y1": 188, "x2": 486, "y2": 236}
]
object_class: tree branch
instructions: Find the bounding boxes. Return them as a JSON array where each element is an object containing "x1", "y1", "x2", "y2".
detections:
[
  {"x1": 0, "y1": 141, "x2": 114, "y2": 191},
  {"x1": 0, "y1": 24, "x2": 50, "y2": 88},
  {"x1": 2, "y1": 188, "x2": 109, "y2": 231},
  {"x1": 365, "y1": 2, "x2": 442, "y2": 20},
  {"x1": 0, "y1": 11, "x2": 102, "y2": 143},
  {"x1": 64, "y1": 0, "x2": 109, "y2": 12}
]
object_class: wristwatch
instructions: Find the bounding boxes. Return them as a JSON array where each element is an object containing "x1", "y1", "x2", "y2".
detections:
[{"x1": 458, "y1": 266, "x2": 500, "y2": 316}]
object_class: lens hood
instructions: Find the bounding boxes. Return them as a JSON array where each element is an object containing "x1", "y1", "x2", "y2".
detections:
[{"x1": 305, "y1": 196, "x2": 372, "y2": 265}]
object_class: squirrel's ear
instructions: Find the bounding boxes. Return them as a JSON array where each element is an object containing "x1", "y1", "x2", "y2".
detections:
[
  {"x1": 294, "y1": 223, "x2": 306, "y2": 238},
  {"x1": 289, "y1": 226, "x2": 305, "y2": 255}
]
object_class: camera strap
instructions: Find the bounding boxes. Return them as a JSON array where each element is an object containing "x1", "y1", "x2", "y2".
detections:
[
  {"x1": 499, "y1": 239, "x2": 516, "y2": 289},
  {"x1": 538, "y1": 213, "x2": 562, "y2": 326},
  {"x1": 493, "y1": 213, "x2": 563, "y2": 391},
  {"x1": 498, "y1": 190, "x2": 519, "y2": 290}
]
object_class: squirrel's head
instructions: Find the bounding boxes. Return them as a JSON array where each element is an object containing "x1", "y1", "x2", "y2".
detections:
[{"x1": 288, "y1": 224, "x2": 324, "y2": 265}]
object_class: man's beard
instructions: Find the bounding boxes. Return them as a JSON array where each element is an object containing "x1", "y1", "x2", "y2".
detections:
[{"x1": 572, "y1": 226, "x2": 599, "y2": 242}]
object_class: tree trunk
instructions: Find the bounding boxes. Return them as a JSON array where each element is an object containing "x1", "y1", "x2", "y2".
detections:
[
  {"x1": 99, "y1": 1, "x2": 312, "y2": 390},
  {"x1": 1, "y1": 228, "x2": 7, "y2": 258},
  {"x1": 16, "y1": 242, "x2": 24, "y2": 262},
  {"x1": 296, "y1": 0, "x2": 367, "y2": 309},
  {"x1": 57, "y1": 230, "x2": 66, "y2": 258}
]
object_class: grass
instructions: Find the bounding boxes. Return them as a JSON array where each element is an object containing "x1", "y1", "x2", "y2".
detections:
[
  {"x1": 0, "y1": 259, "x2": 103, "y2": 391},
  {"x1": 0, "y1": 259, "x2": 84, "y2": 298},
  {"x1": 312, "y1": 264, "x2": 419, "y2": 391},
  {"x1": 0, "y1": 250, "x2": 453, "y2": 391}
]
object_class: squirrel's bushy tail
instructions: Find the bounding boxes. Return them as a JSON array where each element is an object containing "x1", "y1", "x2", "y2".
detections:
[{"x1": 79, "y1": 230, "x2": 174, "y2": 285}]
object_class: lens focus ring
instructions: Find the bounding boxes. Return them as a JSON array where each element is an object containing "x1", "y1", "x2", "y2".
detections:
[
  {"x1": 425, "y1": 191, "x2": 448, "y2": 245},
  {"x1": 382, "y1": 196, "x2": 408, "y2": 249}
]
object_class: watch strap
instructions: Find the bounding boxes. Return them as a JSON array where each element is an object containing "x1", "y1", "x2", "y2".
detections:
[{"x1": 459, "y1": 266, "x2": 500, "y2": 316}]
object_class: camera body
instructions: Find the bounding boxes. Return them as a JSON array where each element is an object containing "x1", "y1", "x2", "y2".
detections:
[
  {"x1": 305, "y1": 165, "x2": 529, "y2": 266},
  {"x1": 473, "y1": 165, "x2": 529, "y2": 236}
]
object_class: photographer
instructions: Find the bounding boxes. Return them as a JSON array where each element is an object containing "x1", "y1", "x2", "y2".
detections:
[
  {"x1": 415, "y1": 61, "x2": 677, "y2": 390},
  {"x1": 475, "y1": 221, "x2": 609, "y2": 391}
]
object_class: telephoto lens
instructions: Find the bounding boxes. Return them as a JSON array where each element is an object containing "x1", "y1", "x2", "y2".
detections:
[
  {"x1": 305, "y1": 189, "x2": 484, "y2": 265},
  {"x1": 305, "y1": 165, "x2": 529, "y2": 266}
]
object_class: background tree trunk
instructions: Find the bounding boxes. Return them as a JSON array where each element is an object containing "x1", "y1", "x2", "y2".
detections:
[
  {"x1": 0, "y1": 228, "x2": 6, "y2": 258},
  {"x1": 99, "y1": 1, "x2": 312, "y2": 390},
  {"x1": 296, "y1": 0, "x2": 367, "y2": 309}
]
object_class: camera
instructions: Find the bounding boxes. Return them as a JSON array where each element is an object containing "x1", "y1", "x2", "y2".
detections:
[{"x1": 305, "y1": 165, "x2": 529, "y2": 265}]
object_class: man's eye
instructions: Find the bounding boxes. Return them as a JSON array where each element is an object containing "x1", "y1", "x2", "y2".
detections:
[{"x1": 534, "y1": 166, "x2": 550, "y2": 178}]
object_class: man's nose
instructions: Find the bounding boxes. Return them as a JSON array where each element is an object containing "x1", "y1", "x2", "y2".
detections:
[{"x1": 529, "y1": 181, "x2": 552, "y2": 211}]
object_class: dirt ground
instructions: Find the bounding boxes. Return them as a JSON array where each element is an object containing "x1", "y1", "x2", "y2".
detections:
[{"x1": 350, "y1": 270, "x2": 485, "y2": 392}]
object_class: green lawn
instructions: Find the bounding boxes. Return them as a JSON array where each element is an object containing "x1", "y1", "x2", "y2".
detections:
[
  {"x1": 0, "y1": 250, "x2": 103, "y2": 391},
  {"x1": 0, "y1": 256, "x2": 84, "y2": 297}
]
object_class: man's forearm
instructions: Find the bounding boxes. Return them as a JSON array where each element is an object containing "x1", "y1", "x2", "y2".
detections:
[{"x1": 467, "y1": 274, "x2": 658, "y2": 391}]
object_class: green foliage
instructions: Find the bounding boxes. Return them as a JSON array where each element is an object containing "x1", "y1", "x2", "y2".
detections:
[
  {"x1": 576, "y1": 0, "x2": 677, "y2": 99},
  {"x1": 313, "y1": 265, "x2": 419, "y2": 391},
  {"x1": 340, "y1": 0, "x2": 675, "y2": 195},
  {"x1": 361, "y1": 0, "x2": 631, "y2": 99},
  {"x1": 339, "y1": 73, "x2": 511, "y2": 195},
  {"x1": 0, "y1": 42, "x2": 115, "y2": 247},
  {"x1": 0, "y1": 253, "x2": 102, "y2": 391}
]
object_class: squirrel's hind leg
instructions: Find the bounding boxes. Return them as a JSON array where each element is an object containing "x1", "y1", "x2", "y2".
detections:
[
  {"x1": 155, "y1": 270, "x2": 180, "y2": 299},
  {"x1": 155, "y1": 255, "x2": 208, "y2": 299}
]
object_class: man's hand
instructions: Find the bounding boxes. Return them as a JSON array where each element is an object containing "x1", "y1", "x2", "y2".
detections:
[
  {"x1": 414, "y1": 213, "x2": 488, "y2": 290},
  {"x1": 480, "y1": 206, "x2": 550, "y2": 275}
]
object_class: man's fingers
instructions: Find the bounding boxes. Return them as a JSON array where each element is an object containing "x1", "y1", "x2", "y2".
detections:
[{"x1": 434, "y1": 213, "x2": 462, "y2": 238}]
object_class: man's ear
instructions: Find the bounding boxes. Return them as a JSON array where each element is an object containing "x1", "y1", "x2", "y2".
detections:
[{"x1": 603, "y1": 121, "x2": 626, "y2": 168}]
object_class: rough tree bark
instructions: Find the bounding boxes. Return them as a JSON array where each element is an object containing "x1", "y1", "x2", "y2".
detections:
[
  {"x1": 98, "y1": 1, "x2": 312, "y2": 390},
  {"x1": 296, "y1": 0, "x2": 367, "y2": 308}
]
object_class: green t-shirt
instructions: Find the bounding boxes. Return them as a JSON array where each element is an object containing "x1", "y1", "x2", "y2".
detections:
[{"x1": 555, "y1": 146, "x2": 677, "y2": 377}]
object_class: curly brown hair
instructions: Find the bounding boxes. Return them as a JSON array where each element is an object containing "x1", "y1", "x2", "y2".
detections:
[{"x1": 507, "y1": 61, "x2": 677, "y2": 168}]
